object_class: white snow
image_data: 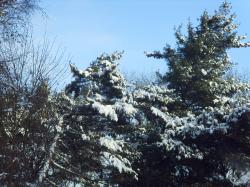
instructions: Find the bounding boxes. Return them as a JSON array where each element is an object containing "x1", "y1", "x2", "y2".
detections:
[
  {"x1": 81, "y1": 134, "x2": 90, "y2": 141},
  {"x1": 92, "y1": 101, "x2": 118, "y2": 121},
  {"x1": 99, "y1": 136, "x2": 124, "y2": 152},
  {"x1": 101, "y1": 152, "x2": 135, "y2": 175},
  {"x1": 115, "y1": 102, "x2": 137, "y2": 116},
  {"x1": 151, "y1": 106, "x2": 169, "y2": 122},
  {"x1": 201, "y1": 69, "x2": 207, "y2": 75},
  {"x1": 226, "y1": 169, "x2": 250, "y2": 185}
]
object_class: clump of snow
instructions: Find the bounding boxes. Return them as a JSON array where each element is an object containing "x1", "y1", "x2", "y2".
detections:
[
  {"x1": 92, "y1": 101, "x2": 118, "y2": 121},
  {"x1": 99, "y1": 136, "x2": 124, "y2": 152},
  {"x1": 115, "y1": 102, "x2": 137, "y2": 116},
  {"x1": 151, "y1": 106, "x2": 169, "y2": 123},
  {"x1": 226, "y1": 169, "x2": 250, "y2": 186},
  {"x1": 81, "y1": 134, "x2": 90, "y2": 141},
  {"x1": 201, "y1": 69, "x2": 207, "y2": 75},
  {"x1": 77, "y1": 116, "x2": 83, "y2": 122},
  {"x1": 101, "y1": 152, "x2": 136, "y2": 175}
]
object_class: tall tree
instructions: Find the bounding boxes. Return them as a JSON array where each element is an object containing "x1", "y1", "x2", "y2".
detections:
[
  {"x1": 147, "y1": 1, "x2": 250, "y2": 110},
  {"x1": 38, "y1": 52, "x2": 138, "y2": 186}
]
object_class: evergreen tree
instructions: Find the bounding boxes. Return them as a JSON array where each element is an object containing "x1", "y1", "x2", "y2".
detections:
[
  {"x1": 147, "y1": 1, "x2": 250, "y2": 109},
  {"x1": 39, "y1": 52, "x2": 138, "y2": 186}
]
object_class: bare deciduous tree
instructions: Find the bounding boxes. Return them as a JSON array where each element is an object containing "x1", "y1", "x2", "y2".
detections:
[
  {"x1": 0, "y1": 0, "x2": 40, "y2": 39},
  {"x1": 0, "y1": 30, "x2": 69, "y2": 185}
]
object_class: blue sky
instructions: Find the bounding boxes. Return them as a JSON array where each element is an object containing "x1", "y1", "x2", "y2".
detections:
[{"x1": 32, "y1": 0, "x2": 250, "y2": 80}]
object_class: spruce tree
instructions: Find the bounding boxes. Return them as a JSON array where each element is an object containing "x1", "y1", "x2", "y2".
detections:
[
  {"x1": 147, "y1": 1, "x2": 250, "y2": 109},
  {"x1": 39, "y1": 52, "x2": 138, "y2": 186}
]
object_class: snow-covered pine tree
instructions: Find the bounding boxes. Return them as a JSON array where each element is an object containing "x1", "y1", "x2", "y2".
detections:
[
  {"x1": 40, "y1": 52, "x2": 139, "y2": 186},
  {"x1": 146, "y1": 1, "x2": 250, "y2": 110},
  {"x1": 129, "y1": 79, "x2": 250, "y2": 186},
  {"x1": 135, "y1": 2, "x2": 250, "y2": 186},
  {"x1": 138, "y1": 100, "x2": 250, "y2": 186}
]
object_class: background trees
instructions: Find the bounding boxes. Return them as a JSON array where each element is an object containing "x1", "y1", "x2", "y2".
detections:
[
  {"x1": 0, "y1": 1, "x2": 67, "y2": 186},
  {"x1": 0, "y1": 35, "x2": 67, "y2": 186},
  {"x1": 0, "y1": 0, "x2": 39, "y2": 40}
]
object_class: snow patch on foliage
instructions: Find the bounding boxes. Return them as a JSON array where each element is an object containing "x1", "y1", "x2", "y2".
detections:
[
  {"x1": 201, "y1": 69, "x2": 207, "y2": 75},
  {"x1": 92, "y1": 101, "x2": 118, "y2": 121},
  {"x1": 115, "y1": 102, "x2": 137, "y2": 116},
  {"x1": 101, "y1": 152, "x2": 136, "y2": 175},
  {"x1": 100, "y1": 136, "x2": 124, "y2": 152},
  {"x1": 151, "y1": 106, "x2": 169, "y2": 122},
  {"x1": 226, "y1": 169, "x2": 250, "y2": 186}
]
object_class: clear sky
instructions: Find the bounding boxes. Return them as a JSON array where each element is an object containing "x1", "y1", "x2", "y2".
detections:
[{"x1": 32, "y1": 0, "x2": 250, "y2": 80}]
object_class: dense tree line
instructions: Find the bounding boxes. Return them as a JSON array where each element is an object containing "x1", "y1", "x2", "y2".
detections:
[{"x1": 0, "y1": 1, "x2": 250, "y2": 186}]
